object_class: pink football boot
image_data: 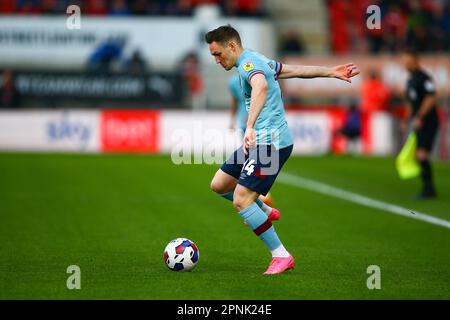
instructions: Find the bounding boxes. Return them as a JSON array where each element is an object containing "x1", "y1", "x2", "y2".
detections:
[
  {"x1": 268, "y1": 208, "x2": 281, "y2": 222},
  {"x1": 263, "y1": 255, "x2": 295, "y2": 275}
]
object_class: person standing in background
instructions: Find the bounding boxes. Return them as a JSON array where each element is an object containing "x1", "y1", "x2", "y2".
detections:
[
  {"x1": 0, "y1": 70, "x2": 21, "y2": 109},
  {"x1": 360, "y1": 69, "x2": 390, "y2": 113},
  {"x1": 401, "y1": 50, "x2": 440, "y2": 199},
  {"x1": 181, "y1": 52, "x2": 204, "y2": 109}
]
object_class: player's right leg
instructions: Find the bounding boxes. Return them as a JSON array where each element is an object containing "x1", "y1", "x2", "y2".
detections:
[
  {"x1": 211, "y1": 146, "x2": 280, "y2": 220},
  {"x1": 210, "y1": 168, "x2": 238, "y2": 197},
  {"x1": 211, "y1": 168, "x2": 280, "y2": 220},
  {"x1": 232, "y1": 145, "x2": 294, "y2": 275},
  {"x1": 210, "y1": 145, "x2": 243, "y2": 200}
]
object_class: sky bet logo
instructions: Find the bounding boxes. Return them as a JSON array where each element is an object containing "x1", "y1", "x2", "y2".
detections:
[
  {"x1": 291, "y1": 123, "x2": 324, "y2": 142},
  {"x1": 47, "y1": 113, "x2": 92, "y2": 149}
]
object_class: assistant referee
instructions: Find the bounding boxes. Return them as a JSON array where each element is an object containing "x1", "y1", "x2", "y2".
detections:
[{"x1": 401, "y1": 50, "x2": 440, "y2": 199}]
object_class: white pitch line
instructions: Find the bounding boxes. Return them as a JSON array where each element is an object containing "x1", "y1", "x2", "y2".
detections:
[{"x1": 278, "y1": 172, "x2": 450, "y2": 230}]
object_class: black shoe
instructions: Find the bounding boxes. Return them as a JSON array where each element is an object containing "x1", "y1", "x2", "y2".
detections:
[{"x1": 414, "y1": 190, "x2": 437, "y2": 200}]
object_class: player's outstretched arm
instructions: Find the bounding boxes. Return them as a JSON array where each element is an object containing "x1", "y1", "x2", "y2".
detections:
[{"x1": 278, "y1": 63, "x2": 360, "y2": 83}]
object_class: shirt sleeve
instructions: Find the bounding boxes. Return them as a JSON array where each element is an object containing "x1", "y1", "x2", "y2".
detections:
[
  {"x1": 423, "y1": 76, "x2": 436, "y2": 95},
  {"x1": 267, "y1": 59, "x2": 283, "y2": 77},
  {"x1": 239, "y1": 59, "x2": 266, "y2": 83}
]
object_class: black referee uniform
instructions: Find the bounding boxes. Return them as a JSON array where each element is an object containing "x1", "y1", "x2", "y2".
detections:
[{"x1": 406, "y1": 69, "x2": 440, "y2": 197}]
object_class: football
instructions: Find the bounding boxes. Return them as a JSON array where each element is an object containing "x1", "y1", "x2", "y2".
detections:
[{"x1": 163, "y1": 238, "x2": 199, "y2": 271}]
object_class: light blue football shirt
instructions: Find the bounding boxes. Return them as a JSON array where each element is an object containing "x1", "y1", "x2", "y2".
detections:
[
  {"x1": 228, "y1": 73, "x2": 247, "y2": 132},
  {"x1": 235, "y1": 49, "x2": 293, "y2": 149}
]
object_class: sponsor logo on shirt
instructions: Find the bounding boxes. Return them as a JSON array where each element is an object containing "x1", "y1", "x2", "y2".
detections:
[{"x1": 243, "y1": 62, "x2": 254, "y2": 72}]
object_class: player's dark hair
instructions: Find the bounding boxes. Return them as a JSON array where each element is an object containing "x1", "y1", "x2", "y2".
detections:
[{"x1": 204, "y1": 25, "x2": 242, "y2": 47}]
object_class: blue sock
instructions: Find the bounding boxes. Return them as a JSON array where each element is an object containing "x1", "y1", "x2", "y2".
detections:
[
  {"x1": 219, "y1": 192, "x2": 234, "y2": 202},
  {"x1": 239, "y1": 203, "x2": 282, "y2": 251},
  {"x1": 219, "y1": 192, "x2": 266, "y2": 210},
  {"x1": 255, "y1": 197, "x2": 264, "y2": 207}
]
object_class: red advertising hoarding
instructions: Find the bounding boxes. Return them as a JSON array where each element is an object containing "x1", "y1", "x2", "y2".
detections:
[{"x1": 100, "y1": 110, "x2": 160, "y2": 153}]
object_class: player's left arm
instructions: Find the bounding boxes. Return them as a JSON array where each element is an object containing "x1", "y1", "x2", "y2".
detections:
[
  {"x1": 243, "y1": 73, "x2": 268, "y2": 155},
  {"x1": 278, "y1": 63, "x2": 360, "y2": 83}
]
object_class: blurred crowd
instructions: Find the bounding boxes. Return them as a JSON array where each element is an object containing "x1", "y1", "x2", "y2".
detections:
[
  {"x1": 366, "y1": 0, "x2": 450, "y2": 53},
  {"x1": 0, "y1": 0, "x2": 265, "y2": 17},
  {"x1": 329, "y1": 0, "x2": 450, "y2": 54},
  {"x1": 2, "y1": 1, "x2": 447, "y2": 54}
]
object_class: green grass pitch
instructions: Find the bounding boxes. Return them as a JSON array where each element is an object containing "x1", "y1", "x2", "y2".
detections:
[{"x1": 0, "y1": 153, "x2": 449, "y2": 299}]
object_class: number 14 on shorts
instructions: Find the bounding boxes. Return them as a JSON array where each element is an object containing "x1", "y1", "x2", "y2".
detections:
[{"x1": 243, "y1": 159, "x2": 256, "y2": 176}]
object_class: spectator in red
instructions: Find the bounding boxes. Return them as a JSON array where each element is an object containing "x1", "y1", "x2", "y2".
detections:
[
  {"x1": 85, "y1": 0, "x2": 107, "y2": 16},
  {"x1": 360, "y1": 69, "x2": 390, "y2": 112},
  {"x1": 0, "y1": 0, "x2": 16, "y2": 13},
  {"x1": 382, "y1": 4, "x2": 408, "y2": 52},
  {"x1": 384, "y1": 4, "x2": 408, "y2": 36}
]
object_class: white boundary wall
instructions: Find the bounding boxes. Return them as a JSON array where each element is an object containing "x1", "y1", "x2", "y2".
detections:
[
  {"x1": 0, "y1": 110, "x2": 99, "y2": 152},
  {"x1": 0, "y1": 110, "x2": 395, "y2": 155}
]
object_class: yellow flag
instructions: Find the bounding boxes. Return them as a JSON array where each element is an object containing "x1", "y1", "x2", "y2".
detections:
[{"x1": 396, "y1": 132, "x2": 420, "y2": 179}]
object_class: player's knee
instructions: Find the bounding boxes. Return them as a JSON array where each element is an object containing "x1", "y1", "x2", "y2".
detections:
[
  {"x1": 210, "y1": 178, "x2": 227, "y2": 194},
  {"x1": 232, "y1": 197, "x2": 245, "y2": 212},
  {"x1": 210, "y1": 179, "x2": 221, "y2": 194},
  {"x1": 233, "y1": 192, "x2": 252, "y2": 212}
]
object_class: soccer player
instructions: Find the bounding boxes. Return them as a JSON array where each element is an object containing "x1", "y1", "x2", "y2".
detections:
[
  {"x1": 205, "y1": 25, "x2": 359, "y2": 275},
  {"x1": 401, "y1": 50, "x2": 440, "y2": 199}
]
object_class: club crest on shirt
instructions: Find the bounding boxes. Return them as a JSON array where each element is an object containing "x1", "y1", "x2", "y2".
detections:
[{"x1": 243, "y1": 62, "x2": 254, "y2": 72}]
